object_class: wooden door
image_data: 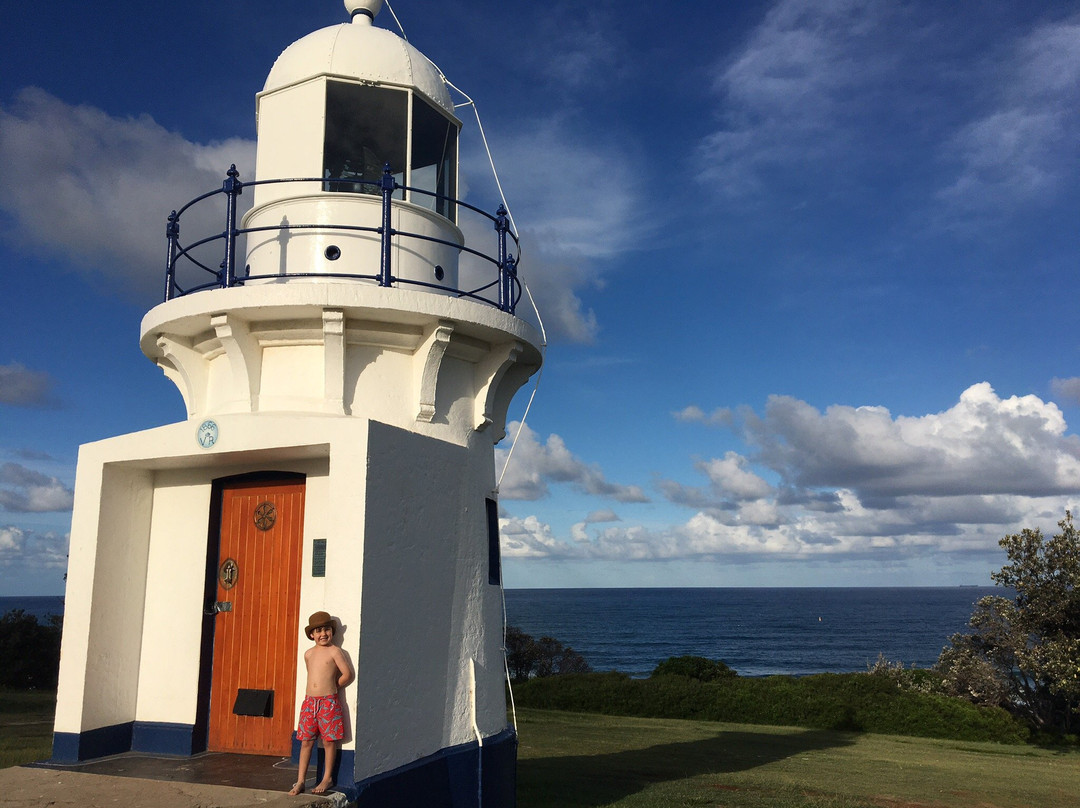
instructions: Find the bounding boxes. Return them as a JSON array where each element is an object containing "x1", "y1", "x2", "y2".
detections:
[{"x1": 207, "y1": 477, "x2": 305, "y2": 754}]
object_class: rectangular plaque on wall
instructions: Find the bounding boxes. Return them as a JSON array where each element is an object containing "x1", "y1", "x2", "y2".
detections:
[{"x1": 312, "y1": 539, "x2": 327, "y2": 577}]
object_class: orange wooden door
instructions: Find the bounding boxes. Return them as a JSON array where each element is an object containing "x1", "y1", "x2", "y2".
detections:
[{"x1": 208, "y1": 478, "x2": 305, "y2": 754}]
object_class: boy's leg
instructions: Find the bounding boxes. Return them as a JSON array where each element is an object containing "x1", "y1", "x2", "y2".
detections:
[
  {"x1": 290, "y1": 739, "x2": 316, "y2": 795},
  {"x1": 313, "y1": 739, "x2": 336, "y2": 794}
]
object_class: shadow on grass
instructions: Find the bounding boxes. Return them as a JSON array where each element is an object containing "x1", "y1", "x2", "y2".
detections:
[{"x1": 518, "y1": 727, "x2": 855, "y2": 808}]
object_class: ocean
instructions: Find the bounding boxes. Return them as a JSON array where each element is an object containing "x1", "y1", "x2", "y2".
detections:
[
  {"x1": 504, "y1": 587, "x2": 997, "y2": 677},
  {"x1": 2, "y1": 587, "x2": 996, "y2": 678}
]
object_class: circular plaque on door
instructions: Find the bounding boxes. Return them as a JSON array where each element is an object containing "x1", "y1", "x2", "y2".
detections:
[{"x1": 254, "y1": 501, "x2": 277, "y2": 531}]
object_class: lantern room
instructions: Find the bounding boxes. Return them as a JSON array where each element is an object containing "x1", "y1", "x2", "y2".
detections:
[{"x1": 242, "y1": 0, "x2": 463, "y2": 289}]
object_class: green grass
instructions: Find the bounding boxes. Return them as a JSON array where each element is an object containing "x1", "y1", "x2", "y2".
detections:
[
  {"x1": 514, "y1": 672, "x2": 1030, "y2": 744},
  {"x1": 0, "y1": 689, "x2": 55, "y2": 769},
  {"x1": 6, "y1": 692, "x2": 1076, "y2": 806},
  {"x1": 516, "y1": 708, "x2": 1080, "y2": 808}
]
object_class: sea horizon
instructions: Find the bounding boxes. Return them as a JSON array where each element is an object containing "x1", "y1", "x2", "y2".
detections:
[{"x1": 4, "y1": 586, "x2": 996, "y2": 678}]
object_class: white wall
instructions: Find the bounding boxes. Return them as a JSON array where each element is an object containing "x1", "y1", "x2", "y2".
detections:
[{"x1": 352, "y1": 420, "x2": 505, "y2": 780}]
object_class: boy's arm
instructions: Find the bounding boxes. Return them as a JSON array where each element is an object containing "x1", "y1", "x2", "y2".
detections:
[{"x1": 333, "y1": 646, "x2": 355, "y2": 688}]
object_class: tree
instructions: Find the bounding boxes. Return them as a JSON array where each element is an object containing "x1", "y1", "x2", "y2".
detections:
[
  {"x1": 504, "y1": 625, "x2": 591, "y2": 683},
  {"x1": 0, "y1": 609, "x2": 63, "y2": 689},
  {"x1": 936, "y1": 511, "x2": 1080, "y2": 733}
]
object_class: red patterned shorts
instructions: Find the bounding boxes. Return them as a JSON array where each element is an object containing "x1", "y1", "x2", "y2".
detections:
[{"x1": 296, "y1": 694, "x2": 344, "y2": 742}]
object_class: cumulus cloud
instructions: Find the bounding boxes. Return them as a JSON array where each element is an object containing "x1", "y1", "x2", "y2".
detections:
[
  {"x1": 741, "y1": 382, "x2": 1080, "y2": 503},
  {"x1": 0, "y1": 462, "x2": 74, "y2": 512},
  {"x1": 673, "y1": 405, "x2": 732, "y2": 428},
  {"x1": 0, "y1": 362, "x2": 56, "y2": 407},
  {"x1": 0, "y1": 88, "x2": 255, "y2": 300},
  {"x1": 0, "y1": 525, "x2": 69, "y2": 568},
  {"x1": 1051, "y1": 377, "x2": 1080, "y2": 407},
  {"x1": 496, "y1": 421, "x2": 649, "y2": 503},
  {"x1": 937, "y1": 15, "x2": 1080, "y2": 217},
  {"x1": 506, "y1": 383, "x2": 1080, "y2": 564}
]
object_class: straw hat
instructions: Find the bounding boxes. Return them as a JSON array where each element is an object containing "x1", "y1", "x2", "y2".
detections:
[{"x1": 305, "y1": 611, "x2": 334, "y2": 639}]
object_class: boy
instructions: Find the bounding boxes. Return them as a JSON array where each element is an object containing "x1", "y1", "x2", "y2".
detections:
[{"x1": 289, "y1": 611, "x2": 354, "y2": 796}]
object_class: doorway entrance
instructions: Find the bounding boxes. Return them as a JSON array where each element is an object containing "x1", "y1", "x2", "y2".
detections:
[{"x1": 205, "y1": 475, "x2": 305, "y2": 754}]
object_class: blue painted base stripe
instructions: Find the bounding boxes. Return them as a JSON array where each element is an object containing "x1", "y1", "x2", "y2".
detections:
[
  {"x1": 132, "y1": 722, "x2": 196, "y2": 756},
  {"x1": 51, "y1": 722, "x2": 133, "y2": 763},
  {"x1": 353, "y1": 728, "x2": 516, "y2": 807}
]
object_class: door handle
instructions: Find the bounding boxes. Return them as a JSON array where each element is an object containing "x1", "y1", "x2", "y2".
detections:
[{"x1": 205, "y1": 601, "x2": 233, "y2": 615}]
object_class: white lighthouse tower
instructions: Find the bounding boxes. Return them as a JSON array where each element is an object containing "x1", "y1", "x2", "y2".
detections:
[{"x1": 52, "y1": 2, "x2": 541, "y2": 804}]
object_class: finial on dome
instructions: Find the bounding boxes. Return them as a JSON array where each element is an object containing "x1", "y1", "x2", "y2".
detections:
[{"x1": 345, "y1": 0, "x2": 383, "y2": 23}]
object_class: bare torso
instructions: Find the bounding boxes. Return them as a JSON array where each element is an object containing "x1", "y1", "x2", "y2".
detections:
[{"x1": 304, "y1": 643, "x2": 352, "y2": 697}]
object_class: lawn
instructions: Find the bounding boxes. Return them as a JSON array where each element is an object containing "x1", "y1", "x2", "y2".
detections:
[
  {"x1": 3, "y1": 694, "x2": 1077, "y2": 807},
  {"x1": 516, "y1": 708, "x2": 1080, "y2": 808},
  {"x1": 0, "y1": 689, "x2": 54, "y2": 769}
]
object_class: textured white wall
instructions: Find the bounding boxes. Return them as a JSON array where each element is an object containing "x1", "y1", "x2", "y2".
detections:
[{"x1": 352, "y1": 421, "x2": 505, "y2": 780}]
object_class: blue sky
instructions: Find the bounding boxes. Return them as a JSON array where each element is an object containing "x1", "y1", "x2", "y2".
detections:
[{"x1": 2, "y1": 0, "x2": 1079, "y2": 595}]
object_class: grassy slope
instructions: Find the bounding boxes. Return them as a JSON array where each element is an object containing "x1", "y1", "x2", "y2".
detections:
[
  {"x1": 517, "y1": 708, "x2": 1080, "y2": 808},
  {"x1": 0, "y1": 690, "x2": 55, "y2": 769}
]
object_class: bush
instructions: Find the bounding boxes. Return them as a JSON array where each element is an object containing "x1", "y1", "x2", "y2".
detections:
[
  {"x1": 652, "y1": 655, "x2": 736, "y2": 681},
  {"x1": 513, "y1": 670, "x2": 1029, "y2": 744},
  {"x1": 0, "y1": 610, "x2": 63, "y2": 689}
]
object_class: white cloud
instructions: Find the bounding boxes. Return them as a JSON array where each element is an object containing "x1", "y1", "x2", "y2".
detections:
[
  {"x1": 0, "y1": 525, "x2": 69, "y2": 568},
  {"x1": 0, "y1": 462, "x2": 74, "y2": 512},
  {"x1": 500, "y1": 514, "x2": 571, "y2": 558},
  {"x1": 0, "y1": 363, "x2": 55, "y2": 407},
  {"x1": 742, "y1": 382, "x2": 1080, "y2": 502},
  {"x1": 505, "y1": 383, "x2": 1080, "y2": 565},
  {"x1": 496, "y1": 421, "x2": 649, "y2": 503},
  {"x1": 673, "y1": 405, "x2": 733, "y2": 428},
  {"x1": 701, "y1": 452, "x2": 774, "y2": 501},
  {"x1": 697, "y1": 0, "x2": 891, "y2": 198},
  {"x1": 0, "y1": 88, "x2": 255, "y2": 300},
  {"x1": 936, "y1": 15, "x2": 1080, "y2": 217},
  {"x1": 461, "y1": 116, "x2": 649, "y2": 343}
]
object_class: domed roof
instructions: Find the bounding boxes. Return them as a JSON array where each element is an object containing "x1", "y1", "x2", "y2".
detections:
[{"x1": 263, "y1": 17, "x2": 454, "y2": 114}]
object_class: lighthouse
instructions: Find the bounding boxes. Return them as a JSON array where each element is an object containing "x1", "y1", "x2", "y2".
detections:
[{"x1": 52, "y1": 1, "x2": 541, "y2": 805}]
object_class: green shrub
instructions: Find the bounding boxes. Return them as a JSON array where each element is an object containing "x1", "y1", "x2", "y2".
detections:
[
  {"x1": 513, "y1": 670, "x2": 1030, "y2": 744},
  {"x1": 651, "y1": 655, "x2": 736, "y2": 681}
]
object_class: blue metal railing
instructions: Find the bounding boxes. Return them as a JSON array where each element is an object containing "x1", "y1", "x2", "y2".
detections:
[{"x1": 163, "y1": 164, "x2": 522, "y2": 314}]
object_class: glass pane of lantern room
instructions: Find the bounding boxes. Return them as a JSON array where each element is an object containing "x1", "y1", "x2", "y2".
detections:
[
  {"x1": 324, "y1": 81, "x2": 406, "y2": 198},
  {"x1": 410, "y1": 95, "x2": 457, "y2": 221}
]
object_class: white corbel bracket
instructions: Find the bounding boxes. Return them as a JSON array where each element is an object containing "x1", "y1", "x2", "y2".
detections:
[
  {"x1": 415, "y1": 320, "x2": 455, "y2": 422},
  {"x1": 155, "y1": 335, "x2": 206, "y2": 418},
  {"x1": 474, "y1": 341, "x2": 524, "y2": 438},
  {"x1": 211, "y1": 312, "x2": 262, "y2": 413},
  {"x1": 322, "y1": 309, "x2": 346, "y2": 415}
]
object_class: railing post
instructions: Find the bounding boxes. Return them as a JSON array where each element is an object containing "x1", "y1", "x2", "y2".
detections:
[
  {"x1": 379, "y1": 163, "x2": 395, "y2": 287},
  {"x1": 494, "y1": 205, "x2": 510, "y2": 311},
  {"x1": 222, "y1": 164, "x2": 243, "y2": 288},
  {"x1": 164, "y1": 210, "x2": 179, "y2": 301},
  {"x1": 504, "y1": 253, "x2": 518, "y2": 315}
]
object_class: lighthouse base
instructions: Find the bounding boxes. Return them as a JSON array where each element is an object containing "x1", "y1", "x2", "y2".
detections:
[{"x1": 350, "y1": 728, "x2": 517, "y2": 807}]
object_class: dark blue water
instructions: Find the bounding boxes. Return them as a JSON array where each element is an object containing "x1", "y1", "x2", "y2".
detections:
[
  {"x1": 4, "y1": 589, "x2": 995, "y2": 678},
  {"x1": 504, "y1": 587, "x2": 996, "y2": 677},
  {"x1": 0, "y1": 596, "x2": 65, "y2": 621}
]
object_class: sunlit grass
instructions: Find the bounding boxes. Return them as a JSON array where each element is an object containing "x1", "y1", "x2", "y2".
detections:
[{"x1": 516, "y1": 708, "x2": 1080, "y2": 808}]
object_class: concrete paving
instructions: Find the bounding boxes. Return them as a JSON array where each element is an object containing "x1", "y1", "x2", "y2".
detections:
[{"x1": 1, "y1": 752, "x2": 349, "y2": 808}]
